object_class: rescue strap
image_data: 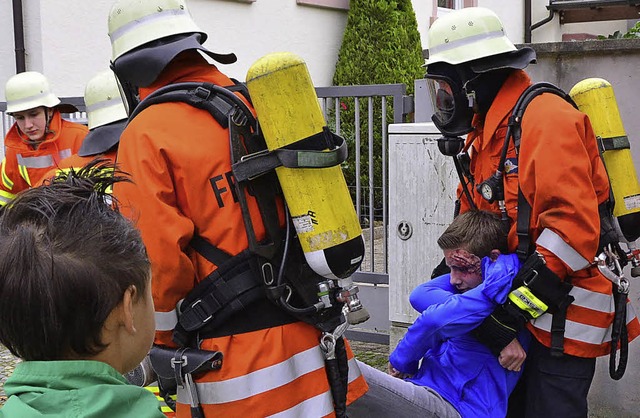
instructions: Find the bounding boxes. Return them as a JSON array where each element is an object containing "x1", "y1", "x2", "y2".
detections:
[
  {"x1": 320, "y1": 318, "x2": 350, "y2": 418},
  {"x1": 147, "y1": 345, "x2": 223, "y2": 416},
  {"x1": 610, "y1": 283, "x2": 629, "y2": 380}
]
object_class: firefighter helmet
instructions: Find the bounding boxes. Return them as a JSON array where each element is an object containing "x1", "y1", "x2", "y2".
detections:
[
  {"x1": 108, "y1": 0, "x2": 236, "y2": 88},
  {"x1": 425, "y1": 7, "x2": 517, "y2": 67},
  {"x1": 84, "y1": 70, "x2": 128, "y2": 130},
  {"x1": 5, "y1": 71, "x2": 61, "y2": 114}
]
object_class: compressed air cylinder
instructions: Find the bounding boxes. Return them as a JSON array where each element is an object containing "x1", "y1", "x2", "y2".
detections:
[
  {"x1": 569, "y1": 78, "x2": 640, "y2": 242},
  {"x1": 246, "y1": 52, "x2": 364, "y2": 279}
]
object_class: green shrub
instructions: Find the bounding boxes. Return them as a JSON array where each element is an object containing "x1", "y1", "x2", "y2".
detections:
[
  {"x1": 332, "y1": 0, "x2": 424, "y2": 223},
  {"x1": 598, "y1": 21, "x2": 640, "y2": 39}
]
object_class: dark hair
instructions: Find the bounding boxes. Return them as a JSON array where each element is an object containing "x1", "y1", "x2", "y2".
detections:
[
  {"x1": 437, "y1": 210, "x2": 508, "y2": 258},
  {"x1": 0, "y1": 160, "x2": 150, "y2": 361}
]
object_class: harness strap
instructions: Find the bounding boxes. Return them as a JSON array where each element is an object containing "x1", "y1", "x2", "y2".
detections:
[
  {"x1": 515, "y1": 188, "x2": 533, "y2": 262},
  {"x1": 232, "y1": 127, "x2": 348, "y2": 182},
  {"x1": 173, "y1": 249, "x2": 266, "y2": 346},
  {"x1": 190, "y1": 234, "x2": 232, "y2": 266}
]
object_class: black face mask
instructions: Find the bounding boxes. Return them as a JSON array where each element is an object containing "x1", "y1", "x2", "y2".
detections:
[{"x1": 425, "y1": 73, "x2": 476, "y2": 138}]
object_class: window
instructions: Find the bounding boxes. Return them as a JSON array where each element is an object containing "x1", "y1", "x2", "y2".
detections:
[{"x1": 438, "y1": 0, "x2": 463, "y2": 9}]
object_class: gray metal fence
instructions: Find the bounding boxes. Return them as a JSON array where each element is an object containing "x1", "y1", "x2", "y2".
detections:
[{"x1": 317, "y1": 84, "x2": 414, "y2": 344}]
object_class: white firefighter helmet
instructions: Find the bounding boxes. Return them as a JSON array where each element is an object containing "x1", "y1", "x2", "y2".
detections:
[
  {"x1": 84, "y1": 70, "x2": 128, "y2": 130},
  {"x1": 108, "y1": 0, "x2": 205, "y2": 62},
  {"x1": 5, "y1": 71, "x2": 61, "y2": 114},
  {"x1": 107, "y1": 0, "x2": 236, "y2": 88},
  {"x1": 425, "y1": 7, "x2": 516, "y2": 67}
]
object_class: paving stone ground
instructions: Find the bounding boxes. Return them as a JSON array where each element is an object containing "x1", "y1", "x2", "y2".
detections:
[{"x1": 0, "y1": 345, "x2": 18, "y2": 405}]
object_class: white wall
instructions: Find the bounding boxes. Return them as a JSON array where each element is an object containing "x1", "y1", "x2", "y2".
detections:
[
  {"x1": 1, "y1": 0, "x2": 348, "y2": 101},
  {"x1": 0, "y1": 0, "x2": 633, "y2": 100}
]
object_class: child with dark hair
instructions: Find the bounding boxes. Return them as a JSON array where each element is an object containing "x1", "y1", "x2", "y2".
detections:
[
  {"x1": 0, "y1": 161, "x2": 164, "y2": 417},
  {"x1": 348, "y1": 210, "x2": 530, "y2": 418}
]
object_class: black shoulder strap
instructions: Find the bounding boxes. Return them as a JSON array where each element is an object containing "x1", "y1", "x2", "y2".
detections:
[
  {"x1": 508, "y1": 83, "x2": 578, "y2": 261},
  {"x1": 128, "y1": 81, "x2": 256, "y2": 130}
]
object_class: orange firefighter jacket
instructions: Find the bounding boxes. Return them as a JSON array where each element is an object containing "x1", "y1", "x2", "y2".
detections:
[
  {"x1": 458, "y1": 70, "x2": 640, "y2": 358},
  {"x1": 112, "y1": 53, "x2": 366, "y2": 417},
  {"x1": 0, "y1": 110, "x2": 87, "y2": 203},
  {"x1": 35, "y1": 150, "x2": 117, "y2": 187}
]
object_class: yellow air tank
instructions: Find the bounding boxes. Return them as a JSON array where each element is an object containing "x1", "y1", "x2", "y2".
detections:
[
  {"x1": 246, "y1": 52, "x2": 364, "y2": 280},
  {"x1": 569, "y1": 78, "x2": 640, "y2": 243}
]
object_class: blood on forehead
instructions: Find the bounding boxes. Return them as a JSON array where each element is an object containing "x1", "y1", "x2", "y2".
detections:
[{"x1": 446, "y1": 248, "x2": 481, "y2": 269}]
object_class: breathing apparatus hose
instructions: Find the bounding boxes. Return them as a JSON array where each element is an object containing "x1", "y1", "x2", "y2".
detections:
[
  {"x1": 453, "y1": 154, "x2": 478, "y2": 211},
  {"x1": 276, "y1": 208, "x2": 321, "y2": 316}
]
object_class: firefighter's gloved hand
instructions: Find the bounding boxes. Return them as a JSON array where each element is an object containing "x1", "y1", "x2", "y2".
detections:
[{"x1": 473, "y1": 304, "x2": 526, "y2": 357}]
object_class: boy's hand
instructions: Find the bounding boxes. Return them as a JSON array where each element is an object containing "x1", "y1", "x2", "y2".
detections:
[
  {"x1": 388, "y1": 363, "x2": 411, "y2": 379},
  {"x1": 498, "y1": 338, "x2": 526, "y2": 372}
]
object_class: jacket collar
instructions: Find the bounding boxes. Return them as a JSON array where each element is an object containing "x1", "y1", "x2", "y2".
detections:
[
  {"x1": 139, "y1": 52, "x2": 230, "y2": 100},
  {"x1": 472, "y1": 70, "x2": 531, "y2": 151}
]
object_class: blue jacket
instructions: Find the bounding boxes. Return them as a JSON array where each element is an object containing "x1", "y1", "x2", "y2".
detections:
[{"x1": 389, "y1": 253, "x2": 530, "y2": 418}]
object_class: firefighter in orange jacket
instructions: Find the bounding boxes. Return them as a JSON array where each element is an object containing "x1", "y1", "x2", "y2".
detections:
[
  {"x1": 0, "y1": 71, "x2": 87, "y2": 204},
  {"x1": 37, "y1": 69, "x2": 127, "y2": 186},
  {"x1": 424, "y1": 7, "x2": 639, "y2": 417},
  {"x1": 107, "y1": 0, "x2": 367, "y2": 416}
]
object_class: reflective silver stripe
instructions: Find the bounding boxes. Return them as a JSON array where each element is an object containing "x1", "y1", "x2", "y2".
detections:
[
  {"x1": 531, "y1": 302, "x2": 638, "y2": 345},
  {"x1": 59, "y1": 148, "x2": 72, "y2": 160},
  {"x1": 86, "y1": 97, "x2": 124, "y2": 113},
  {"x1": 347, "y1": 356, "x2": 363, "y2": 383},
  {"x1": 536, "y1": 228, "x2": 590, "y2": 271},
  {"x1": 154, "y1": 309, "x2": 178, "y2": 331},
  {"x1": 267, "y1": 391, "x2": 334, "y2": 418},
  {"x1": 17, "y1": 150, "x2": 71, "y2": 169},
  {"x1": 177, "y1": 345, "x2": 326, "y2": 404},
  {"x1": 17, "y1": 154, "x2": 54, "y2": 169},
  {"x1": 569, "y1": 286, "x2": 614, "y2": 313},
  {"x1": 429, "y1": 30, "x2": 505, "y2": 57},
  {"x1": 110, "y1": 8, "x2": 190, "y2": 42},
  {"x1": 7, "y1": 91, "x2": 52, "y2": 108}
]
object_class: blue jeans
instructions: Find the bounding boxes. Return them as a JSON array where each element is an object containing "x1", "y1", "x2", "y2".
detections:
[{"x1": 347, "y1": 360, "x2": 461, "y2": 418}]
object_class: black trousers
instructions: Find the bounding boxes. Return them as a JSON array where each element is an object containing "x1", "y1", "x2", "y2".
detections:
[{"x1": 507, "y1": 337, "x2": 596, "y2": 418}]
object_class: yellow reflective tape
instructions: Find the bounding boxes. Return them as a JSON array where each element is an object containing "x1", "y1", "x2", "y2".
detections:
[
  {"x1": 1, "y1": 159, "x2": 14, "y2": 190},
  {"x1": 0, "y1": 189, "x2": 16, "y2": 206},
  {"x1": 161, "y1": 406, "x2": 174, "y2": 413},
  {"x1": 508, "y1": 286, "x2": 548, "y2": 319},
  {"x1": 18, "y1": 165, "x2": 31, "y2": 186}
]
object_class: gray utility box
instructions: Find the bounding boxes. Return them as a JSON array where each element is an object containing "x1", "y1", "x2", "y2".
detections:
[{"x1": 388, "y1": 122, "x2": 458, "y2": 349}]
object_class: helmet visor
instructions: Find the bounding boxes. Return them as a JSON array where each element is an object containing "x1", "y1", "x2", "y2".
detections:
[{"x1": 426, "y1": 75, "x2": 457, "y2": 127}]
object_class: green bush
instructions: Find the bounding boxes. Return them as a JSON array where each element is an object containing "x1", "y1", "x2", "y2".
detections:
[
  {"x1": 598, "y1": 21, "x2": 640, "y2": 39},
  {"x1": 332, "y1": 0, "x2": 424, "y2": 223}
]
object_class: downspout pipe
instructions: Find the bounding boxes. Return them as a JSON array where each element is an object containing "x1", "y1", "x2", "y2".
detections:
[
  {"x1": 525, "y1": 0, "x2": 532, "y2": 43},
  {"x1": 525, "y1": 0, "x2": 556, "y2": 43},
  {"x1": 13, "y1": 0, "x2": 26, "y2": 73}
]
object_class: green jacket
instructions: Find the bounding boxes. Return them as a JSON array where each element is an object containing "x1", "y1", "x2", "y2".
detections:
[{"x1": 0, "y1": 360, "x2": 164, "y2": 417}]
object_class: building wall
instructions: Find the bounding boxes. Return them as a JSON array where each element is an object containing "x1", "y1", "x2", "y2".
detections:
[
  {"x1": 1, "y1": 1, "x2": 632, "y2": 101},
  {"x1": 0, "y1": 0, "x2": 349, "y2": 100}
]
